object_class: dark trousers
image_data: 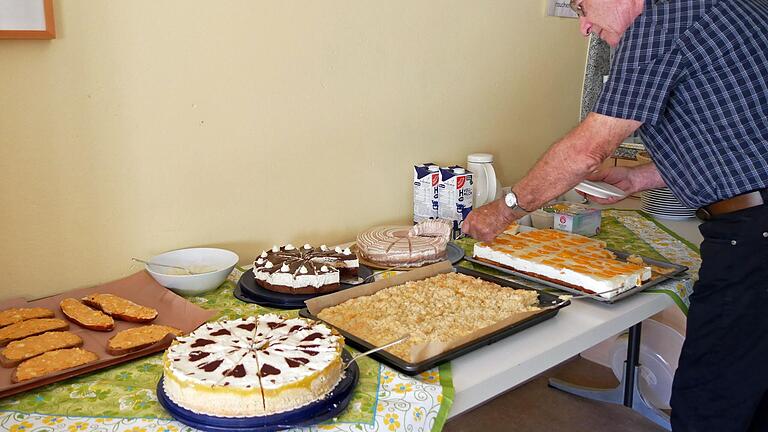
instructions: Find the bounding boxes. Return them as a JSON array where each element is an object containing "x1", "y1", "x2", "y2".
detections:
[{"x1": 670, "y1": 204, "x2": 768, "y2": 431}]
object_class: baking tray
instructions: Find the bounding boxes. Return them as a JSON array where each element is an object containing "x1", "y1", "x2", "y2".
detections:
[
  {"x1": 299, "y1": 266, "x2": 570, "y2": 375},
  {"x1": 464, "y1": 250, "x2": 689, "y2": 304},
  {"x1": 0, "y1": 271, "x2": 216, "y2": 399}
]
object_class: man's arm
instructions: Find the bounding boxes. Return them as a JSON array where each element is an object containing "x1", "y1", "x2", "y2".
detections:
[
  {"x1": 512, "y1": 112, "x2": 642, "y2": 210},
  {"x1": 461, "y1": 113, "x2": 641, "y2": 242}
]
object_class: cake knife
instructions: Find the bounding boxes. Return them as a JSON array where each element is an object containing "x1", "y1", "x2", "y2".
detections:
[{"x1": 344, "y1": 334, "x2": 410, "y2": 370}]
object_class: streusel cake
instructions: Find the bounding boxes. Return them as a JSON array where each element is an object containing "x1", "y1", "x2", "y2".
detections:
[{"x1": 317, "y1": 273, "x2": 539, "y2": 362}]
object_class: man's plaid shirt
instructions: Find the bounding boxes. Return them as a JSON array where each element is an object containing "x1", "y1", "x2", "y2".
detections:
[{"x1": 594, "y1": 0, "x2": 768, "y2": 208}]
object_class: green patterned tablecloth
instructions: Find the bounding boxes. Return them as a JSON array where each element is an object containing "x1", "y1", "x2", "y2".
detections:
[
  {"x1": 0, "y1": 268, "x2": 454, "y2": 432},
  {"x1": 0, "y1": 209, "x2": 699, "y2": 432}
]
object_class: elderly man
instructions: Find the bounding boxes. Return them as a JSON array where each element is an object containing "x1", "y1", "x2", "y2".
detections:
[{"x1": 462, "y1": 0, "x2": 768, "y2": 430}]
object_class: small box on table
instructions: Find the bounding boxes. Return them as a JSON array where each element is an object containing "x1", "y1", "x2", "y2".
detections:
[{"x1": 547, "y1": 202, "x2": 602, "y2": 237}]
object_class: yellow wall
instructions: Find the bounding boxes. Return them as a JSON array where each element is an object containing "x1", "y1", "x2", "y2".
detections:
[{"x1": 0, "y1": 1, "x2": 587, "y2": 300}]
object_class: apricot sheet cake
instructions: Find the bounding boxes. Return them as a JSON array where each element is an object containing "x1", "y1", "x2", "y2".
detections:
[{"x1": 473, "y1": 228, "x2": 651, "y2": 299}]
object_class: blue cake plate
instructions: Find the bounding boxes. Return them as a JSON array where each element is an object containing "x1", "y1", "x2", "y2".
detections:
[{"x1": 156, "y1": 350, "x2": 359, "y2": 432}]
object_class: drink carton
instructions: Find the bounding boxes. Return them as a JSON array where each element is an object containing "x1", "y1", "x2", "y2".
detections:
[
  {"x1": 413, "y1": 163, "x2": 440, "y2": 223},
  {"x1": 438, "y1": 166, "x2": 473, "y2": 238},
  {"x1": 548, "y1": 202, "x2": 602, "y2": 237}
]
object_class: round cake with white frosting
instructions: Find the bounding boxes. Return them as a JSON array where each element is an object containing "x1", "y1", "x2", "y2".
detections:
[
  {"x1": 356, "y1": 219, "x2": 452, "y2": 267},
  {"x1": 253, "y1": 244, "x2": 358, "y2": 294},
  {"x1": 162, "y1": 315, "x2": 344, "y2": 417}
]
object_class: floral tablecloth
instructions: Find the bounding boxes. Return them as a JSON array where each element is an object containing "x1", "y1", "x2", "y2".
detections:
[
  {"x1": 0, "y1": 270, "x2": 454, "y2": 432},
  {"x1": 0, "y1": 209, "x2": 700, "y2": 432}
]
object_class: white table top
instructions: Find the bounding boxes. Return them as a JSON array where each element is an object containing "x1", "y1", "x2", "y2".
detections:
[{"x1": 449, "y1": 292, "x2": 674, "y2": 417}]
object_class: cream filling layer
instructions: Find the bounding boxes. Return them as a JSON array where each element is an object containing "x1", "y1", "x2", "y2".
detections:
[
  {"x1": 253, "y1": 269, "x2": 339, "y2": 289},
  {"x1": 473, "y1": 244, "x2": 651, "y2": 298}
]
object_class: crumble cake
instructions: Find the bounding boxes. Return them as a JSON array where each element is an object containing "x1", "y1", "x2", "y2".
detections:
[{"x1": 316, "y1": 272, "x2": 540, "y2": 362}]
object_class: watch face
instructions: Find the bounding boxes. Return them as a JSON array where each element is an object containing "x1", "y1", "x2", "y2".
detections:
[{"x1": 505, "y1": 192, "x2": 517, "y2": 208}]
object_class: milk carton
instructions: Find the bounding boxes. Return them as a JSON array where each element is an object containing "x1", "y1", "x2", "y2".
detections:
[
  {"x1": 413, "y1": 163, "x2": 440, "y2": 223},
  {"x1": 438, "y1": 166, "x2": 473, "y2": 238}
]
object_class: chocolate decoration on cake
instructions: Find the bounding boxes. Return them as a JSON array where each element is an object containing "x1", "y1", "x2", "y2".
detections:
[
  {"x1": 199, "y1": 359, "x2": 223, "y2": 372},
  {"x1": 259, "y1": 363, "x2": 281, "y2": 377},
  {"x1": 211, "y1": 329, "x2": 231, "y2": 336},
  {"x1": 189, "y1": 351, "x2": 210, "y2": 361},
  {"x1": 191, "y1": 338, "x2": 215, "y2": 348},
  {"x1": 302, "y1": 332, "x2": 323, "y2": 342},
  {"x1": 286, "y1": 357, "x2": 310, "y2": 367},
  {"x1": 226, "y1": 364, "x2": 247, "y2": 378},
  {"x1": 252, "y1": 244, "x2": 359, "y2": 295}
]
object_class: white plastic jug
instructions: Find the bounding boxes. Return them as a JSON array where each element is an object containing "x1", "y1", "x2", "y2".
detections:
[{"x1": 467, "y1": 153, "x2": 502, "y2": 207}]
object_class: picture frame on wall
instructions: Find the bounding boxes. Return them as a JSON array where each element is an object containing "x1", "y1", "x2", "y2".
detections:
[{"x1": 0, "y1": 0, "x2": 56, "y2": 39}]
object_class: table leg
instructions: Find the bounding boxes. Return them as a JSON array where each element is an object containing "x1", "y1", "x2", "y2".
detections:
[
  {"x1": 623, "y1": 322, "x2": 642, "y2": 406},
  {"x1": 547, "y1": 322, "x2": 671, "y2": 430}
]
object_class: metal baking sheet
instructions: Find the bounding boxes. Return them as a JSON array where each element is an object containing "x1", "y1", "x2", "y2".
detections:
[
  {"x1": 299, "y1": 266, "x2": 570, "y2": 375},
  {"x1": 464, "y1": 250, "x2": 689, "y2": 304}
]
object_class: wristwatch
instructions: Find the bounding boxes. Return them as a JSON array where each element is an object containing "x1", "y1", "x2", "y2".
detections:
[{"x1": 504, "y1": 191, "x2": 529, "y2": 213}]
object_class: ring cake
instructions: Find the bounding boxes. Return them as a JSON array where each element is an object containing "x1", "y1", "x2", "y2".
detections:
[
  {"x1": 253, "y1": 244, "x2": 358, "y2": 294},
  {"x1": 473, "y1": 227, "x2": 652, "y2": 299},
  {"x1": 356, "y1": 219, "x2": 452, "y2": 267},
  {"x1": 162, "y1": 314, "x2": 344, "y2": 417}
]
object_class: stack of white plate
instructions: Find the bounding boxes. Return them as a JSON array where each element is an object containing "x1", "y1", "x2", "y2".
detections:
[{"x1": 641, "y1": 188, "x2": 696, "y2": 220}]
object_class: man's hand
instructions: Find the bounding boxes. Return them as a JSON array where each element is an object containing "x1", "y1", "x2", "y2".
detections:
[
  {"x1": 461, "y1": 198, "x2": 521, "y2": 242},
  {"x1": 583, "y1": 163, "x2": 666, "y2": 204},
  {"x1": 584, "y1": 166, "x2": 636, "y2": 204}
]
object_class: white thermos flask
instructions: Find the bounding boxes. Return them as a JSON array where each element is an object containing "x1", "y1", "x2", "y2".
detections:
[{"x1": 467, "y1": 153, "x2": 502, "y2": 208}]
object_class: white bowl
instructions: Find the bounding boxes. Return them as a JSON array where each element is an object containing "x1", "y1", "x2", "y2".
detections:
[{"x1": 145, "y1": 248, "x2": 239, "y2": 296}]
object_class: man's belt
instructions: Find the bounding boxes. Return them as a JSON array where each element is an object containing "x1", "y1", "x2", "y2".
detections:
[{"x1": 696, "y1": 188, "x2": 768, "y2": 220}]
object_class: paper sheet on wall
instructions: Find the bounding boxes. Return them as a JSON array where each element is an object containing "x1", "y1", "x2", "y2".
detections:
[{"x1": 547, "y1": 0, "x2": 578, "y2": 18}]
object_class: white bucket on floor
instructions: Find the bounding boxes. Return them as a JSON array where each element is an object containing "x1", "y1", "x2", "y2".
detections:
[{"x1": 608, "y1": 319, "x2": 684, "y2": 410}]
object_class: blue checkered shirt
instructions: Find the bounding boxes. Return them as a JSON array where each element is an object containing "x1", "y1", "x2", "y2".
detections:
[{"x1": 593, "y1": 0, "x2": 768, "y2": 208}]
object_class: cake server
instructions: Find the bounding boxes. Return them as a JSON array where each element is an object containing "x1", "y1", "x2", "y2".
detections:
[
  {"x1": 344, "y1": 334, "x2": 410, "y2": 370},
  {"x1": 340, "y1": 266, "x2": 399, "y2": 286}
]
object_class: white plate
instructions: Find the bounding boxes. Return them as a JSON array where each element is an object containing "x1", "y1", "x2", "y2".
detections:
[
  {"x1": 644, "y1": 211, "x2": 696, "y2": 217},
  {"x1": 644, "y1": 191, "x2": 677, "y2": 197},
  {"x1": 644, "y1": 195, "x2": 684, "y2": 203},
  {"x1": 643, "y1": 210, "x2": 696, "y2": 217},
  {"x1": 640, "y1": 204, "x2": 696, "y2": 214},
  {"x1": 641, "y1": 202, "x2": 695, "y2": 211},
  {"x1": 645, "y1": 189, "x2": 675, "y2": 196},
  {"x1": 641, "y1": 201, "x2": 695, "y2": 210},
  {"x1": 642, "y1": 199, "x2": 687, "y2": 207},
  {"x1": 575, "y1": 180, "x2": 627, "y2": 199},
  {"x1": 643, "y1": 191, "x2": 678, "y2": 198},
  {"x1": 645, "y1": 212, "x2": 696, "y2": 221}
]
